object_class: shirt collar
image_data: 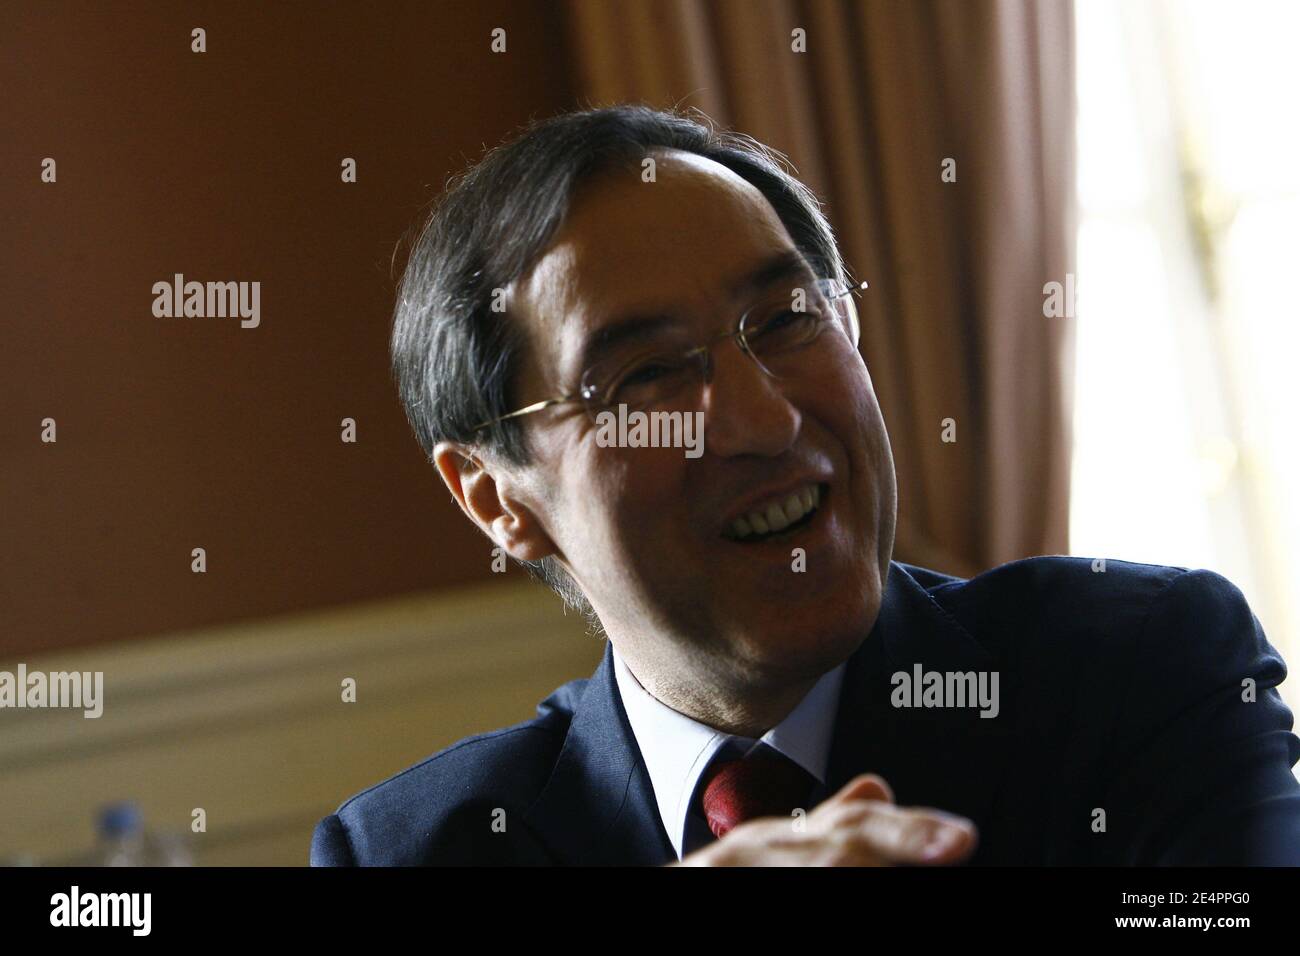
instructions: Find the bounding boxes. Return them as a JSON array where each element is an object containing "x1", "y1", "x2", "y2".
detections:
[{"x1": 610, "y1": 642, "x2": 847, "y2": 860}]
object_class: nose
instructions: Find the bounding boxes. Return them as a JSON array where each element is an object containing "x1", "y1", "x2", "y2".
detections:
[{"x1": 700, "y1": 340, "x2": 801, "y2": 458}]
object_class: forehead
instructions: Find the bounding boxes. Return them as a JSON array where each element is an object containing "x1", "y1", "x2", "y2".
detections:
[{"x1": 511, "y1": 150, "x2": 799, "y2": 374}]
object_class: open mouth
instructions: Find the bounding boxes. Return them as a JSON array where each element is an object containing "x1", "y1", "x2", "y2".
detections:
[{"x1": 722, "y1": 482, "x2": 827, "y2": 543}]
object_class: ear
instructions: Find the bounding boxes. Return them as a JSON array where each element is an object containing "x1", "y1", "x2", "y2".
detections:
[{"x1": 432, "y1": 441, "x2": 558, "y2": 563}]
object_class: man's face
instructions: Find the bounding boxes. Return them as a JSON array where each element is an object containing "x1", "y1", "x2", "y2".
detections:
[{"x1": 504, "y1": 150, "x2": 897, "y2": 697}]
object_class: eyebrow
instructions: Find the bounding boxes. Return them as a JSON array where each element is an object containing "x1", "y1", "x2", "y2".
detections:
[{"x1": 574, "y1": 249, "x2": 814, "y2": 373}]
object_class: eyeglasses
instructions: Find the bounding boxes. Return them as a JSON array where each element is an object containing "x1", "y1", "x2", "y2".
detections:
[{"x1": 470, "y1": 276, "x2": 865, "y2": 434}]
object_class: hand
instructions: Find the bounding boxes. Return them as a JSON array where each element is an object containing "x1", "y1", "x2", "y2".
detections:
[{"x1": 672, "y1": 774, "x2": 978, "y2": 866}]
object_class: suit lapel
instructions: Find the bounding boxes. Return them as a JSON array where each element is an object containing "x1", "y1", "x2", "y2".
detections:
[
  {"x1": 523, "y1": 641, "x2": 676, "y2": 865},
  {"x1": 826, "y1": 562, "x2": 1016, "y2": 862}
]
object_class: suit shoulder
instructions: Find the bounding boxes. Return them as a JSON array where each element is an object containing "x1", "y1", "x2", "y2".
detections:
[
  {"x1": 319, "y1": 675, "x2": 589, "y2": 865},
  {"x1": 1105, "y1": 565, "x2": 1289, "y2": 723},
  {"x1": 915, "y1": 555, "x2": 1189, "y2": 644},
  {"x1": 892, "y1": 556, "x2": 1209, "y2": 691},
  {"x1": 915, "y1": 553, "x2": 1188, "y2": 599},
  {"x1": 338, "y1": 721, "x2": 564, "y2": 816},
  {"x1": 910, "y1": 556, "x2": 1281, "y2": 706}
]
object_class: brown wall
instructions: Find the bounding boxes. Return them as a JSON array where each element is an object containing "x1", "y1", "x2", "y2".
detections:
[{"x1": 1, "y1": 1, "x2": 577, "y2": 656}]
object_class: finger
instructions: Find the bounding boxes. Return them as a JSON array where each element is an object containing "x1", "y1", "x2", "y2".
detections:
[
  {"x1": 912, "y1": 809, "x2": 979, "y2": 864},
  {"x1": 854, "y1": 803, "x2": 977, "y2": 864},
  {"x1": 829, "y1": 773, "x2": 895, "y2": 805},
  {"x1": 678, "y1": 819, "x2": 821, "y2": 866}
]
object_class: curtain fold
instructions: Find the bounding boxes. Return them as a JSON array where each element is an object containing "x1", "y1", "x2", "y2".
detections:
[{"x1": 564, "y1": 0, "x2": 1076, "y2": 576}]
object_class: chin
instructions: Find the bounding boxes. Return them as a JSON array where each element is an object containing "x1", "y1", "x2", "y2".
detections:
[{"x1": 723, "y1": 587, "x2": 876, "y2": 680}]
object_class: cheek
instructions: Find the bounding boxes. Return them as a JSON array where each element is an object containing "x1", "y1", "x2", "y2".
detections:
[
  {"x1": 818, "y1": 352, "x2": 885, "y2": 447},
  {"x1": 847, "y1": 370, "x2": 898, "y2": 546},
  {"x1": 857, "y1": 381, "x2": 890, "y2": 462},
  {"x1": 817, "y1": 357, "x2": 895, "y2": 518},
  {"x1": 566, "y1": 444, "x2": 689, "y2": 550}
]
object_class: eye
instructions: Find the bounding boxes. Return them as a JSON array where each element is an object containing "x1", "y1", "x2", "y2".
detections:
[
  {"x1": 620, "y1": 360, "x2": 677, "y2": 387},
  {"x1": 606, "y1": 354, "x2": 697, "y2": 407},
  {"x1": 763, "y1": 310, "x2": 800, "y2": 329},
  {"x1": 747, "y1": 309, "x2": 821, "y2": 351}
]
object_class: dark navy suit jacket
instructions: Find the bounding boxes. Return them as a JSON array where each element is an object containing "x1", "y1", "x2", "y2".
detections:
[{"x1": 310, "y1": 557, "x2": 1300, "y2": 865}]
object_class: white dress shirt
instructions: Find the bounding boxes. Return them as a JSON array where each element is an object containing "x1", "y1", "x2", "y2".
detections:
[{"x1": 610, "y1": 642, "x2": 848, "y2": 860}]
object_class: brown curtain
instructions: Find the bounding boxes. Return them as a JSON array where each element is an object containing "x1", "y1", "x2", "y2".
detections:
[{"x1": 564, "y1": 0, "x2": 1077, "y2": 577}]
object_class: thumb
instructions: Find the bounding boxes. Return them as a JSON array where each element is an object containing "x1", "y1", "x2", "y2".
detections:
[{"x1": 831, "y1": 773, "x2": 895, "y2": 805}]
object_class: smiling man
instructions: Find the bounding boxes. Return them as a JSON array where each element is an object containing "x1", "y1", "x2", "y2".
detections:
[{"x1": 311, "y1": 105, "x2": 1300, "y2": 866}]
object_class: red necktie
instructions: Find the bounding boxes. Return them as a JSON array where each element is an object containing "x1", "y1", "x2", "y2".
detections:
[{"x1": 699, "y1": 744, "x2": 817, "y2": 839}]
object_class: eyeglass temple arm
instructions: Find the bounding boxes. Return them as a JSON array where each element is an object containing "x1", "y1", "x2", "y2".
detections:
[{"x1": 471, "y1": 394, "x2": 577, "y2": 432}]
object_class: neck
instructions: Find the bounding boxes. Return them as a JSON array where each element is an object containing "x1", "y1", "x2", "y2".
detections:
[{"x1": 619, "y1": 644, "x2": 820, "y2": 737}]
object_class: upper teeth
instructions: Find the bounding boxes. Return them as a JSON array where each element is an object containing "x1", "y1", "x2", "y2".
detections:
[{"x1": 728, "y1": 484, "x2": 821, "y2": 539}]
